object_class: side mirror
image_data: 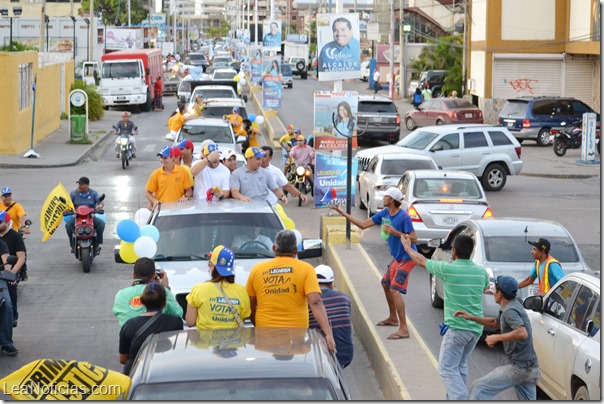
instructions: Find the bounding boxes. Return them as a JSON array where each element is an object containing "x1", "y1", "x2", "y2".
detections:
[
  {"x1": 431, "y1": 144, "x2": 444, "y2": 152},
  {"x1": 99, "y1": 194, "x2": 106, "y2": 202},
  {"x1": 297, "y1": 239, "x2": 323, "y2": 259},
  {"x1": 523, "y1": 295, "x2": 543, "y2": 312},
  {"x1": 166, "y1": 133, "x2": 175, "y2": 142},
  {"x1": 236, "y1": 135, "x2": 247, "y2": 144},
  {"x1": 145, "y1": 67, "x2": 151, "y2": 76},
  {"x1": 242, "y1": 95, "x2": 248, "y2": 103}
]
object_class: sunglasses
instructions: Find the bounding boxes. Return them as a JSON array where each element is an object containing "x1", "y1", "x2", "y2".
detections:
[{"x1": 1, "y1": 194, "x2": 11, "y2": 197}]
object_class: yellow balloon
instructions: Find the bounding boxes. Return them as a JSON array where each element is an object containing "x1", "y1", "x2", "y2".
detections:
[
  {"x1": 275, "y1": 204, "x2": 285, "y2": 216},
  {"x1": 284, "y1": 217, "x2": 296, "y2": 230},
  {"x1": 120, "y1": 240, "x2": 138, "y2": 264},
  {"x1": 233, "y1": 75, "x2": 241, "y2": 82}
]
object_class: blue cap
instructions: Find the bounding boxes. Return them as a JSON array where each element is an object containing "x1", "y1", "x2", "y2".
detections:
[
  {"x1": 157, "y1": 146, "x2": 171, "y2": 158},
  {"x1": 244, "y1": 147, "x2": 266, "y2": 159},
  {"x1": 233, "y1": 106, "x2": 240, "y2": 113},
  {"x1": 1, "y1": 187, "x2": 11, "y2": 196},
  {"x1": 210, "y1": 245, "x2": 235, "y2": 277},
  {"x1": 495, "y1": 275, "x2": 518, "y2": 298},
  {"x1": 203, "y1": 143, "x2": 219, "y2": 156}
]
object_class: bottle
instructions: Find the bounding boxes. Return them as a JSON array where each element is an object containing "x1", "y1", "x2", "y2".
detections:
[{"x1": 380, "y1": 218, "x2": 392, "y2": 240}]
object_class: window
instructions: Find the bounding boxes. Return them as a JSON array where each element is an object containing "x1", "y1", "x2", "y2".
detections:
[
  {"x1": 483, "y1": 236, "x2": 580, "y2": 263},
  {"x1": 18, "y1": 63, "x2": 33, "y2": 111},
  {"x1": 488, "y1": 131, "x2": 513, "y2": 146},
  {"x1": 463, "y1": 131, "x2": 488, "y2": 148},
  {"x1": 367, "y1": 157, "x2": 378, "y2": 173},
  {"x1": 358, "y1": 101, "x2": 397, "y2": 113},
  {"x1": 568, "y1": 286, "x2": 598, "y2": 332},
  {"x1": 432, "y1": 133, "x2": 459, "y2": 151},
  {"x1": 572, "y1": 101, "x2": 592, "y2": 115},
  {"x1": 544, "y1": 280, "x2": 579, "y2": 321}
]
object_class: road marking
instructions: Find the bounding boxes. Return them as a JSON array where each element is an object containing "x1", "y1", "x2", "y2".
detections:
[
  {"x1": 329, "y1": 245, "x2": 411, "y2": 400},
  {"x1": 355, "y1": 243, "x2": 441, "y2": 371}
]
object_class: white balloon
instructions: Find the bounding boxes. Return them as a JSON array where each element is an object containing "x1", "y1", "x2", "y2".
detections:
[
  {"x1": 134, "y1": 208, "x2": 152, "y2": 228},
  {"x1": 238, "y1": 71, "x2": 245, "y2": 78},
  {"x1": 292, "y1": 229, "x2": 303, "y2": 246},
  {"x1": 255, "y1": 115, "x2": 265, "y2": 125},
  {"x1": 134, "y1": 236, "x2": 157, "y2": 258},
  {"x1": 240, "y1": 78, "x2": 247, "y2": 86}
]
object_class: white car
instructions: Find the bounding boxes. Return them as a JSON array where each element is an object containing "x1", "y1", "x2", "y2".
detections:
[
  {"x1": 524, "y1": 272, "x2": 600, "y2": 400},
  {"x1": 211, "y1": 68, "x2": 238, "y2": 81},
  {"x1": 357, "y1": 153, "x2": 438, "y2": 217}
]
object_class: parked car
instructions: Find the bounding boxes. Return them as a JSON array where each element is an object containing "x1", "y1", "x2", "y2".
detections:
[
  {"x1": 429, "y1": 218, "x2": 593, "y2": 322},
  {"x1": 498, "y1": 96, "x2": 600, "y2": 146},
  {"x1": 358, "y1": 154, "x2": 438, "y2": 217},
  {"x1": 524, "y1": 272, "x2": 600, "y2": 401},
  {"x1": 211, "y1": 68, "x2": 238, "y2": 81},
  {"x1": 284, "y1": 57, "x2": 308, "y2": 79},
  {"x1": 163, "y1": 72, "x2": 180, "y2": 95},
  {"x1": 355, "y1": 124, "x2": 523, "y2": 191},
  {"x1": 418, "y1": 70, "x2": 449, "y2": 98},
  {"x1": 356, "y1": 95, "x2": 401, "y2": 144},
  {"x1": 405, "y1": 98, "x2": 484, "y2": 130},
  {"x1": 395, "y1": 170, "x2": 492, "y2": 255},
  {"x1": 360, "y1": 60, "x2": 370, "y2": 82},
  {"x1": 126, "y1": 328, "x2": 351, "y2": 400},
  {"x1": 281, "y1": 63, "x2": 293, "y2": 88}
]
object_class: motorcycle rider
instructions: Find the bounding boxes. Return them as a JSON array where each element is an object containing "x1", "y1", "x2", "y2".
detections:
[
  {"x1": 64, "y1": 177, "x2": 105, "y2": 255},
  {"x1": 0, "y1": 211, "x2": 26, "y2": 328},
  {"x1": 278, "y1": 125, "x2": 297, "y2": 174},
  {"x1": 287, "y1": 134, "x2": 315, "y2": 193},
  {"x1": 114, "y1": 111, "x2": 137, "y2": 158},
  {"x1": 0, "y1": 237, "x2": 18, "y2": 356},
  {"x1": 1, "y1": 187, "x2": 30, "y2": 282}
]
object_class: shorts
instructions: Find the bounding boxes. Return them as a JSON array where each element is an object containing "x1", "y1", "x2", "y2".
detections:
[{"x1": 382, "y1": 259, "x2": 414, "y2": 294}]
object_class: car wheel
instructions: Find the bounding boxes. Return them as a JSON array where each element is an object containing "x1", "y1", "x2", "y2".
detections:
[
  {"x1": 288, "y1": 83, "x2": 293, "y2": 89},
  {"x1": 430, "y1": 274, "x2": 444, "y2": 308},
  {"x1": 435, "y1": 119, "x2": 444, "y2": 125},
  {"x1": 574, "y1": 385, "x2": 590, "y2": 400},
  {"x1": 295, "y1": 61, "x2": 305, "y2": 71},
  {"x1": 432, "y1": 88, "x2": 441, "y2": 98},
  {"x1": 405, "y1": 117, "x2": 416, "y2": 130},
  {"x1": 481, "y1": 163, "x2": 507, "y2": 192},
  {"x1": 536, "y1": 128, "x2": 551, "y2": 147}
]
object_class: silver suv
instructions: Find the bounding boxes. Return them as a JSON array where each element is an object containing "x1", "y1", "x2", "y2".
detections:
[{"x1": 355, "y1": 124, "x2": 523, "y2": 191}]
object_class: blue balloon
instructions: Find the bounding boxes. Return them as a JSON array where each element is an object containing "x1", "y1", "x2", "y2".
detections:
[
  {"x1": 140, "y1": 224, "x2": 160, "y2": 243},
  {"x1": 248, "y1": 114, "x2": 256, "y2": 122},
  {"x1": 95, "y1": 213, "x2": 107, "y2": 223},
  {"x1": 116, "y1": 219, "x2": 140, "y2": 242}
]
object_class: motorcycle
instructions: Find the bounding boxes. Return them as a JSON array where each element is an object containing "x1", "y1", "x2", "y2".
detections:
[
  {"x1": 63, "y1": 194, "x2": 105, "y2": 273},
  {"x1": 113, "y1": 126, "x2": 136, "y2": 170},
  {"x1": 287, "y1": 164, "x2": 314, "y2": 207},
  {"x1": 552, "y1": 121, "x2": 601, "y2": 157}
]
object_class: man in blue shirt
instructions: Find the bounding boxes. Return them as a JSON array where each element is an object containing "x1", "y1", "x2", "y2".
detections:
[
  {"x1": 64, "y1": 177, "x2": 105, "y2": 253},
  {"x1": 263, "y1": 21, "x2": 281, "y2": 47},
  {"x1": 318, "y1": 17, "x2": 361, "y2": 73},
  {"x1": 330, "y1": 187, "x2": 417, "y2": 340}
]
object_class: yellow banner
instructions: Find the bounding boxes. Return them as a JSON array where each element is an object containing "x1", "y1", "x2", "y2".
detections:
[
  {"x1": 0, "y1": 359, "x2": 131, "y2": 400},
  {"x1": 40, "y1": 183, "x2": 74, "y2": 242}
]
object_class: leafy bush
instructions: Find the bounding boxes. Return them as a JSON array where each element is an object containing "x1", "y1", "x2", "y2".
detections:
[
  {"x1": 70, "y1": 80, "x2": 105, "y2": 121},
  {"x1": 0, "y1": 41, "x2": 38, "y2": 52}
]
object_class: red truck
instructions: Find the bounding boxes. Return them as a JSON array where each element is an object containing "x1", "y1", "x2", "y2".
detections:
[{"x1": 99, "y1": 48, "x2": 163, "y2": 112}]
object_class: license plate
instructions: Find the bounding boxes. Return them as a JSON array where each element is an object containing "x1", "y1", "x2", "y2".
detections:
[
  {"x1": 465, "y1": 113, "x2": 473, "y2": 118},
  {"x1": 373, "y1": 117, "x2": 383, "y2": 123},
  {"x1": 442, "y1": 216, "x2": 458, "y2": 225},
  {"x1": 528, "y1": 285, "x2": 540, "y2": 296},
  {"x1": 548, "y1": 134, "x2": 555, "y2": 143},
  {"x1": 117, "y1": 96, "x2": 126, "y2": 100},
  {"x1": 507, "y1": 121, "x2": 514, "y2": 128}
]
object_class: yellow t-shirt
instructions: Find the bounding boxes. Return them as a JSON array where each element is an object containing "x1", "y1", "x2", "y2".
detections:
[
  {"x1": 145, "y1": 164, "x2": 193, "y2": 202},
  {"x1": 279, "y1": 133, "x2": 294, "y2": 146},
  {"x1": 0, "y1": 201, "x2": 26, "y2": 232},
  {"x1": 168, "y1": 112, "x2": 186, "y2": 132},
  {"x1": 246, "y1": 256, "x2": 321, "y2": 328},
  {"x1": 226, "y1": 114, "x2": 244, "y2": 134},
  {"x1": 186, "y1": 281, "x2": 251, "y2": 330},
  {"x1": 179, "y1": 163, "x2": 195, "y2": 183}
]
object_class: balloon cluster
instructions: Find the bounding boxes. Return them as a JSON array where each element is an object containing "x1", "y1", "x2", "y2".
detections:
[
  {"x1": 247, "y1": 114, "x2": 265, "y2": 125},
  {"x1": 117, "y1": 208, "x2": 160, "y2": 264},
  {"x1": 274, "y1": 204, "x2": 295, "y2": 230},
  {"x1": 233, "y1": 71, "x2": 247, "y2": 86}
]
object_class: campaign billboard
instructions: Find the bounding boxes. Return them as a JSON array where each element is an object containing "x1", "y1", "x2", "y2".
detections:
[
  {"x1": 105, "y1": 28, "x2": 144, "y2": 50},
  {"x1": 262, "y1": 20, "x2": 282, "y2": 48},
  {"x1": 250, "y1": 46, "x2": 262, "y2": 82},
  {"x1": 314, "y1": 152, "x2": 357, "y2": 208},
  {"x1": 262, "y1": 55, "x2": 282, "y2": 108},
  {"x1": 317, "y1": 13, "x2": 361, "y2": 81},
  {"x1": 313, "y1": 91, "x2": 359, "y2": 150}
]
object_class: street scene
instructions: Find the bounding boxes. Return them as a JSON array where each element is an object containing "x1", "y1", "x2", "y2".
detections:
[{"x1": 0, "y1": 0, "x2": 601, "y2": 401}]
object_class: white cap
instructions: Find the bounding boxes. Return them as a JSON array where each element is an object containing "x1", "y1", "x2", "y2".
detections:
[
  {"x1": 200, "y1": 139, "x2": 216, "y2": 151},
  {"x1": 221, "y1": 149, "x2": 237, "y2": 160},
  {"x1": 315, "y1": 265, "x2": 334, "y2": 284},
  {"x1": 384, "y1": 187, "x2": 403, "y2": 202}
]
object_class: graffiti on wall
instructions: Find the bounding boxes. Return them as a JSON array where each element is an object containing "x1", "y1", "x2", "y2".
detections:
[{"x1": 508, "y1": 78, "x2": 539, "y2": 94}]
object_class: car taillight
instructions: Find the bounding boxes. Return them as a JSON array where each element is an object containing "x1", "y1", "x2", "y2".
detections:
[
  {"x1": 482, "y1": 207, "x2": 494, "y2": 218},
  {"x1": 522, "y1": 119, "x2": 531, "y2": 129},
  {"x1": 375, "y1": 184, "x2": 388, "y2": 191},
  {"x1": 406, "y1": 205, "x2": 422, "y2": 222},
  {"x1": 550, "y1": 129, "x2": 558, "y2": 134},
  {"x1": 515, "y1": 146, "x2": 521, "y2": 159},
  {"x1": 448, "y1": 111, "x2": 457, "y2": 119},
  {"x1": 396, "y1": 114, "x2": 400, "y2": 125}
]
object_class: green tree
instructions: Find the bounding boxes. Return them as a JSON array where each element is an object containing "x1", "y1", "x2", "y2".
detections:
[
  {"x1": 410, "y1": 34, "x2": 463, "y2": 95},
  {"x1": 206, "y1": 20, "x2": 231, "y2": 39},
  {"x1": 80, "y1": 0, "x2": 148, "y2": 26},
  {"x1": 0, "y1": 41, "x2": 38, "y2": 52}
]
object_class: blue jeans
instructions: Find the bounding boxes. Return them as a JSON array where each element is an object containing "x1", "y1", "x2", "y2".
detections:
[
  {"x1": 438, "y1": 328, "x2": 480, "y2": 400},
  {"x1": 469, "y1": 364, "x2": 540, "y2": 400},
  {"x1": 65, "y1": 216, "x2": 105, "y2": 246},
  {"x1": 0, "y1": 279, "x2": 15, "y2": 349}
]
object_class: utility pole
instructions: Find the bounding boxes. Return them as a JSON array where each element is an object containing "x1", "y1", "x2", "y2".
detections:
[
  {"x1": 173, "y1": 0, "x2": 177, "y2": 53},
  {"x1": 388, "y1": 0, "x2": 394, "y2": 99},
  {"x1": 254, "y1": 0, "x2": 258, "y2": 46},
  {"x1": 398, "y1": 0, "x2": 403, "y2": 99},
  {"x1": 39, "y1": 0, "x2": 46, "y2": 53},
  {"x1": 128, "y1": 0, "x2": 131, "y2": 26},
  {"x1": 461, "y1": 0, "x2": 468, "y2": 96},
  {"x1": 89, "y1": 0, "x2": 94, "y2": 61}
]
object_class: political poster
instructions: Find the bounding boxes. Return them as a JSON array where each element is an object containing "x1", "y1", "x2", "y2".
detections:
[
  {"x1": 317, "y1": 13, "x2": 361, "y2": 81},
  {"x1": 314, "y1": 152, "x2": 357, "y2": 208},
  {"x1": 262, "y1": 20, "x2": 282, "y2": 48},
  {"x1": 250, "y1": 46, "x2": 262, "y2": 82},
  {"x1": 262, "y1": 55, "x2": 282, "y2": 108},
  {"x1": 40, "y1": 183, "x2": 74, "y2": 242},
  {"x1": 313, "y1": 91, "x2": 359, "y2": 150},
  {"x1": 105, "y1": 28, "x2": 144, "y2": 50},
  {"x1": 376, "y1": 44, "x2": 401, "y2": 64}
]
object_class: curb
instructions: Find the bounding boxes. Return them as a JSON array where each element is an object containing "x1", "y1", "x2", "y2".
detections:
[{"x1": 519, "y1": 172, "x2": 599, "y2": 179}]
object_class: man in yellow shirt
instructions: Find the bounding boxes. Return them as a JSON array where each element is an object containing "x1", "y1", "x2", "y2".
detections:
[
  {"x1": 145, "y1": 146, "x2": 193, "y2": 210},
  {"x1": 246, "y1": 230, "x2": 336, "y2": 353},
  {"x1": 0, "y1": 187, "x2": 29, "y2": 234},
  {"x1": 225, "y1": 106, "x2": 246, "y2": 137},
  {"x1": 278, "y1": 124, "x2": 296, "y2": 173}
]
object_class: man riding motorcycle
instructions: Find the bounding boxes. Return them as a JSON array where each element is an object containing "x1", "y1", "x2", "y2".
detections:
[
  {"x1": 287, "y1": 134, "x2": 315, "y2": 190},
  {"x1": 114, "y1": 112, "x2": 137, "y2": 158},
  {"x1": 64, "y1": 177, "x2": 105, "y2": 255}
]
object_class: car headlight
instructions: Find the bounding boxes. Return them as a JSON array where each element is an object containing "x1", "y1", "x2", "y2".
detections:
[
  {"x1": 296, "y1": 166, "x2": 306, "y2": 176},
  {"x1": 484, "y1": 267, "x2": 495, "y2": 294}
]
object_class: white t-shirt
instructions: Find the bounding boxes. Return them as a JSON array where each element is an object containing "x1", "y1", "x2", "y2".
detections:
[
  {"x1": 373, "y1": 70, "x2": 380, "y2": 82},
  {"x1": 263, "y1": 164, "x2": 288, "y2": 205},
  {"x1": 193, "y1": 161, "x2": 231, "y2": 200}
]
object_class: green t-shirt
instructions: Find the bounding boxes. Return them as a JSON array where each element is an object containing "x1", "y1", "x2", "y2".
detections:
[
  {"x1": 113, "y1": 283, "x2": 184, "y2": 329},
  {"x1": 426, "y1": 259, "x2": 490, "y2": 335}
]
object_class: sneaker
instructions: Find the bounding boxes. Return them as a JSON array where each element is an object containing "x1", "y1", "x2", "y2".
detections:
[
  {"x1": 95, "y1": 246, "x2": 102, "y2": 255},
  {"x1": 1, "y1": 346, "x2": 19, "y2": 356},
  {"x1": 132, "y1": 153, "x2": 136, "y2": 158},
  {"x1": 12, "y1": 320, "x2": 17, "y2": 327}
]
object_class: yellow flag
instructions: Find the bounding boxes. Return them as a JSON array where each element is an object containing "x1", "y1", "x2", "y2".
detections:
[
  {"x1": 0, "y1": 359, "x2": 131, "y2": 400},
  {"x1": 40, "y1": 183, "x2": 74, "y2": 242}
]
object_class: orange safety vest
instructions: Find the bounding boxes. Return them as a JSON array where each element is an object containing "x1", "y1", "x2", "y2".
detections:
[{"x1": 535, "y1": 255, "x2": 560, "y2": 294}]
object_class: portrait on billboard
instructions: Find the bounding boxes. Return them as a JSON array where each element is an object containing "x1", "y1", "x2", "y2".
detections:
[
  {"x1": 262, "y1": 20, "x2": 282, "y2": 48},
  {"x1": 317, "y1": 14, "x2": 361, "y2": 81}
]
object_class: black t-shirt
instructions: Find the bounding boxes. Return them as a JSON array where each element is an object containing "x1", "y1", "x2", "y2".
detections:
[
  {"x1": 119, "y1": 313, "x2": 183, "y2": 375},
  {"x1": 0, "y1": 229, "x2": 26, "y2": 272}
]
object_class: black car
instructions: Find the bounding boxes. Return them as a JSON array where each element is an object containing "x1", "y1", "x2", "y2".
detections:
[
  {"x1": 418, "y1": 69, "x2": 449, "y2": 98},
  {"x1": 127, "y1": 328, "x2": 352, "y2": 400},
  {"x1": 186, "y1": 52, "x2": 209, "y2": 72},
  {"x1": 356, "y1": 95, "x2": 401, "y2": 144}
]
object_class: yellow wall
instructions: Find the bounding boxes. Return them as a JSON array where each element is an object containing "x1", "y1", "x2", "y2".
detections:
[{"x1": 0, "y1": 51, "x2": 73, "y2": 154}]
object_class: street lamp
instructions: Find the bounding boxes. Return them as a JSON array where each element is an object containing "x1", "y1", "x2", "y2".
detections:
[
  {"x1": 402, "y1": 23, "x2": 410, "y2": 99},
  {"x1": 70, "y1": 16, "x2": 76, "y2": 60},
  {"x1": 84, "y1": 18, "x2": 90, "y2": 61},
  {"x1": 0, "y1": 6, "x2": 22, "y2": 52}
]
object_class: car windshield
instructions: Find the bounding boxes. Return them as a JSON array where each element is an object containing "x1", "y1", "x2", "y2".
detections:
[
  {"x1": 131, "y1": 379, "x2": 337, "y2": 400},
  {"x1": 358, "y1": 101, "x2": 397, "y2": 113},
  {"x1": 179, "y1": 125, "x2": 234, "y2": 144},
  {"x1": 189, "y1": 54, "x2": 206, "y2": 61},
  {"x1": 413, "y1": 178, "x2": 483, "y2": 199},
  {"x1": 193, "y1": 89, "x2": 235, "y2": 99},
  {"x1": 281, "y1": 65, "x2": 292, "y2": 74},
  {"x1": 102, "y1": 61, "x2": 140, "y2": 79},
  {"x1": 203, "y1": 107, "x2": 248, "y2": 120},
  {"x1": 500, "y1": 101, "x2": 528, "y2": 117},
  {"x1": 164, "y1": 72, "x2": 178, "y2": 81},
  {"x1": 214, "y1": 72, "x2": 236, "y2": 80},
  {"x1": 154, "y1": 213, "x2": 282, "y2": 259},
  {"x1": 396, "y1": 130, "x2": 440, "y2": 150},
  {"x1": 443, "y1": 99, "x2": 476, "y2": 109},
  {"x1": 483, "y1": 236, "x2": 580, "y2": 263},
  {"x1": 381, "y1": 159, "x2": 435, "y2": 175}
]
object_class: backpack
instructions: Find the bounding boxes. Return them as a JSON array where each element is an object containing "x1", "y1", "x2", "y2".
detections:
[{"x1": 413, "y1": 93, "x2": 423, "y2": 104}]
